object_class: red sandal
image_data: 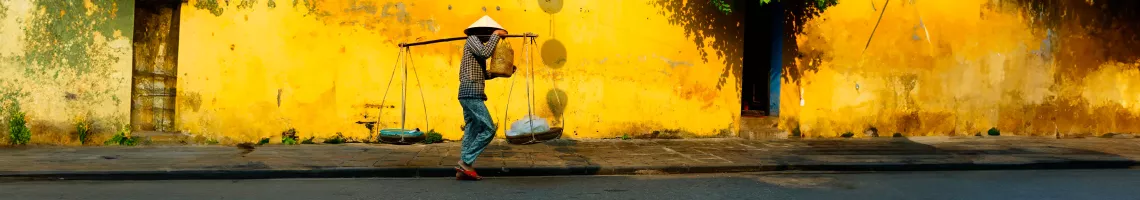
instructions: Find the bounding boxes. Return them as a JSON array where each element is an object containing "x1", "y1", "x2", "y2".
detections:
[
  {"x1": 454, "y1": 169, "x2": 465, "y2": 180},
  {"x1": 454, "y1": 167, "x2": 482, "y2": 180}
]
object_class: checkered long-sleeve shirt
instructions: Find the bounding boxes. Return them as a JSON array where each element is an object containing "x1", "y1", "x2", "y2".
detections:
[{"x1": 458, "y1": 35, "x2": 500, "y2": 100}]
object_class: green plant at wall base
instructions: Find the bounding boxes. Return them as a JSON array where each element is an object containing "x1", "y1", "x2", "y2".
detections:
[
  {"x1": 621, "y1": 133, "x2": 632, "y2": 140},
  {"x1": 6, "y1": 103, "x2": 31, "y2": 145},
  {"x1": 74, "y1": 118, "x2": 91, "y2": 145},
  {"x1": 840, "y1": 131, "x2": 854, "y2": 138},
  {"x1": 103, "y1": 128, "x2": 138, "y2": 146},
  {"x1": 791, "y1": 127, "x2": 802, "y2": 138},
  {"x1": 282, "y1": 137, "x2": 297, "y2": 145},
  {"x1": 324, "y1": 133, "x2": 346, "y2": 144},
  {"x1": 988, "y1": 128, "x2": 1000, "y2": 136},
  {"x1": 422, "y1": 130, "x2": 443, "y2": 144},
  {"x1": 257, "y1": 137, "x2": 270, "y2": 145},
  {"x1": 301, "y1": 136, "x2": 315, "y2": 144},
  {"x1": 281, "y1": 128, "x2": 298, "y2": 145},
  {"x1": 76, "y1": 123, "x2": 89, "y2": 145},
  {"x1": 206, "y1": 138, "x2": 220, "y2": 145}
]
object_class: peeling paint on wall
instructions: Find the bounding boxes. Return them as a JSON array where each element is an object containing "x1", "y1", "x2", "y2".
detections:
[
  {"x1": 380, "y1": 2, "x2": 407, "y2": 23},
  {"x1": 237, "y1": 0, "x2": 259, "y2": 10},
  {"x1": 780, "y1": 0, "x2": 1140, "y2": 138},
  {"x1": 0, "y1": 1, "x2": 9, "y2": 19},
  {"x1": 418, "y1": 18, "x2": 439, "y2": 33},
  {"x1": 292, "y1": 0, "x2": 321, "y2": 16},
  {"x1": 22, "y1": 0, "x2": 131, "y2": 76}
]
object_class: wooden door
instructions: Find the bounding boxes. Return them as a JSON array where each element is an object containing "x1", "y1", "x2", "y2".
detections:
[{"x1": 131, "y1": 1, "x2": 181, "y2": 132}]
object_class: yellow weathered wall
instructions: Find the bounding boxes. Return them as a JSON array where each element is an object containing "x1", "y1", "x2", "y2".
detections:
[
  {"x1": 177, "y1": 0, "x2": 741, "y2": 142},
  {"x1": 781, "y1": 0, "x2": 1140, "y2": 137},
  {"x1": 0, "y1": 0, "x2": 133, "y2": 145}
]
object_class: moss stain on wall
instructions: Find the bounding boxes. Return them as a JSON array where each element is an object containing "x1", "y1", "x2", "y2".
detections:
[
  {"x1": 20, "y1": 0, "x2": 132, "y2": 101},
  {"x1": 0, "y1": 0, "x2": 133, "y2": 145},
  {"x1": 237, "y1": 0, "x2": 258, "y2": 10},
  {"x1": 194, "y1": 0, "x2": 224, "y2": 16}
]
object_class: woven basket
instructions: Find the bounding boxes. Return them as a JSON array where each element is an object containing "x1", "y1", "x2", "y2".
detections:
[
  {"x1": 507, "y1": 127, "x2": 563, "y2": 145},
  {"x1": 488, "y1": 39, "x2": 515, "y2": 78}
]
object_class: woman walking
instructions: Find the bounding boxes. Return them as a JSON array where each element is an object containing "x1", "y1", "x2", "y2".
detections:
[{"x1": 454, "y1": 15, "x2": 508, "y2": 181}]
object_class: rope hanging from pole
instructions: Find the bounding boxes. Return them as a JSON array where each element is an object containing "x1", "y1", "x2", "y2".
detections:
[
  {"x1": 375, "y1": 47, "x2": 434, "y2": 142},
  {"x1": 408, "y1": 48, "x2": 430, "y2": 133},
  {"x1": 499, "y1": 36, "x2": 540, "y2": 142},
  {"x1": 375, "y1": 49, "x2": 404, "y2": 137}
]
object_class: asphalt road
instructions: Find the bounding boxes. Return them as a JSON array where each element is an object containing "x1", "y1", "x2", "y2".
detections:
[{"x1": 3, "y1": 170, "x2": 1140, "y2": 200}]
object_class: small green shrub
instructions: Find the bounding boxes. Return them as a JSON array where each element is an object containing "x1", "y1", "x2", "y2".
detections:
[
  {"x1": 301, "y1": 136, "x2": 315, "y2": 144},
  {"x1": 621, "y1": 133, "x2": 632, "y2": 140},
  {"x1": 103, "y1": 127, "x2": 138, "y2": 146},
  {"x1": 421, "y1": 129, "x2": 443, "y2": 144},
  {"x1": 6, "y1": 103, "x2": 31, "y2": 145},
  {"x1": 257, "y1": 137, "x2": 270, "y2": 145},
  {"x1": 281, "y1": 128, "x2": 298, "y2": 145},
  {"x1": 987, "y1": 127, "x2": 1000, "y2": 136},
  {"x1": 75, "y1": 119, "x2": 91, "y2": 145},
  {"x1": 206, "y1": 138, "x2": 220, "y2": 145},
  {"x1": 282, "y1": 137, "x2": 297, "y2": 145},
  {"x1": 324, "y1": 132, "x2": 346, "y2": 144}
]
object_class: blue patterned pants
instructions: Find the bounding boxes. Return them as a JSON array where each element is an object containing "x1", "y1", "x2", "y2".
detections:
[{"x1": 459, "y1": 98, "x2": 496, "y2": 165}]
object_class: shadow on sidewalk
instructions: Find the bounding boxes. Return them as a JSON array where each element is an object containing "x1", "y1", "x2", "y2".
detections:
[
  {"x1": 770, "y1": 137, "x2": 1138, "y2": 171},
  {"x1": 470, "y1": 139, "x2": 600, "y2": 177}
]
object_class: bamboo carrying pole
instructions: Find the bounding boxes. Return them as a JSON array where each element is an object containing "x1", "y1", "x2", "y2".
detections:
[{"x1": 399, "y1": 34, "x2": 539, "y2": 47}]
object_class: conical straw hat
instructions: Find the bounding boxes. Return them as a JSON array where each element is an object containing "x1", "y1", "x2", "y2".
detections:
[{"x1": 464, "y1": 15, "x2": 506, "y2": 35}]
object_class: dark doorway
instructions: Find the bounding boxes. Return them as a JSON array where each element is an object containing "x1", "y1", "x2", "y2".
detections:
[
  {"x1": 741, "y1": 1, "x2": 784, "y2": 117},
  {"x1": 131, "y1": 0, "x2": 182, "y2": 132}
]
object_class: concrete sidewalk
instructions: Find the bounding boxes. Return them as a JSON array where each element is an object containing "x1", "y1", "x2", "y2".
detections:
[{"x1": 2, "y1": 137, "x2": 1139, "y2": 180}]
